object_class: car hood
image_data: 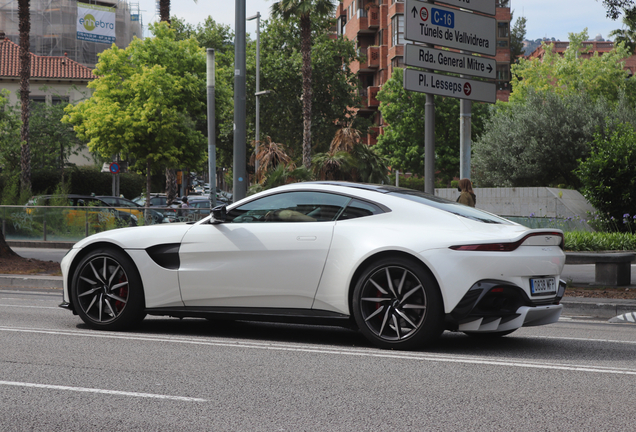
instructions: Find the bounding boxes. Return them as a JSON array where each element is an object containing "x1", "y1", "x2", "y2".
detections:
[{"x1": 72, "y1": 223, "x2": 194, "y2": 250}]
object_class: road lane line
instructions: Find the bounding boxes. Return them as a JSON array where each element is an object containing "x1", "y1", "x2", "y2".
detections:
[
  {"x1": 0, "y1": 304, "x2": 59, "y2": 310},
  {"x1": 2, "y1": 325, "x2": 636, "y2": 376},
  {"x1": 0, "y1": 380, "x2": 207, "y2": 402}
]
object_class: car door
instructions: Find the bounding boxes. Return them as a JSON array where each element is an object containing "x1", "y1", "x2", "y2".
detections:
[{"x1": 178, "y1": 191, "x2": 351, "y2": 308}]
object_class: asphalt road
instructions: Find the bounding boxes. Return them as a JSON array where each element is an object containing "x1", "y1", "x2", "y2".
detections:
[{"x1": 1, "y1": 289, "x2": 635, "y2": 431}]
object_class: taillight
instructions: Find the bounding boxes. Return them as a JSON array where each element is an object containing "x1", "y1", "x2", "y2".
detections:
[{"x1": 450, "y1": 232, "x2": 564, "y2": 252}]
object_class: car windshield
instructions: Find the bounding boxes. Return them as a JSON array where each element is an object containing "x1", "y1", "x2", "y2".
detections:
[{"x1": 388, "y1": 190, "x2": 511, "y2": 224}]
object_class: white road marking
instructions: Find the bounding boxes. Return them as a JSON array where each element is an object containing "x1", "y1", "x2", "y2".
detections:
[
  {"x1": 0, "y1": 380, "x2": 207, "y2": 402},
  {"x1": 2, "y1": 326, "x2": 636, "y2": 376},
  {"x1": 0, "y1": 304, "x2": 59, "y2": 310}
]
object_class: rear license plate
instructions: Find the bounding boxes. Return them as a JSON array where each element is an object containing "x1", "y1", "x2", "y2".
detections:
[{"x1": 530, "y1": 277, "x2": 556, "y2": 295}]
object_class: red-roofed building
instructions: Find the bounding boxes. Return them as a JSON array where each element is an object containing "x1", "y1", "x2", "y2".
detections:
[{"x1": 0, "y1": 36, "x2": 94, "y2": 105}]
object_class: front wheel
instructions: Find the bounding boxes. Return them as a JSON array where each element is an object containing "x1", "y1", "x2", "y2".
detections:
[
  {"x1": 352, "y1": 257, "x2": 444, "y2": 350},
  {"x1": 71, "y1": 248, "x2": 145, "y2": 330}
]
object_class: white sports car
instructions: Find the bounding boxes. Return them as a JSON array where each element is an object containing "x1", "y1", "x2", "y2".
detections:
[{"x1": 60, "y1": 182, "x2": 566, "y2": 349}]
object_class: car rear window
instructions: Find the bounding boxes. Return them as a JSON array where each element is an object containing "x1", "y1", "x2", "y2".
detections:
[{"x1": 388, "y1": 190, "x2": 511, "y2": 224}]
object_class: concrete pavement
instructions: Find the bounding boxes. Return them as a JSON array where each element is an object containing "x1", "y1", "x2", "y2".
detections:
[{"x1": 2, "y1": 241, "x2": 636, "y2": 321}]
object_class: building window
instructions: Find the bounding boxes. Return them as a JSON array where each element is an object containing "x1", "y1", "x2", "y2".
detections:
[
  {"x1": 498, "y1": 22, "x2": 509, "y2": 38},
  {"x1": 497, "y1": 21, "x2": 509, "y2": 48},
  {"x1": 391, "y1": 56, "x2": 404, "y2": 69},
  {"x1": 52, "y1": 96, "x2": 70, "y2": 105},
  {"x1": 391, "y1": 15, "x2": 404, "y2": 46},
  {"x1": 337, "y1": 16, "x2": 347, "y2": 36},
  {"x1": 29, "y1": 96, "x2": 46, "y2": 105},
  {"x1": 496, "y1": 64, "x2": 509, "y2": 81}
]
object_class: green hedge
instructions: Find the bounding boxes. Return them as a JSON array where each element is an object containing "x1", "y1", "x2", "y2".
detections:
[{"x1": 564, "y1": 231, "x2": 636, "y2": 251}]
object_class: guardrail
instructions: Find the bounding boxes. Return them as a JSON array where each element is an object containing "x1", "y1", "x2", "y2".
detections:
[{"x1": 0, "y1": 205, "x2": 210, "y2": 243}]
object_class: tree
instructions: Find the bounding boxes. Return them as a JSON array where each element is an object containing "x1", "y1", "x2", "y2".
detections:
[
  {"x1": 0, "y1": 91, "x2": 19, "y2": 258},
  {"x1": 609, "y1": 11, "x2": 636, "y2": 53},
  {"x1": 472, "y1": 90, "x2": 636, "y2": 187},
  {"x1": 18, "y1": 0, "x2": 31, "y2": 194},
  {"x1": 172, "y1": 16, "x2": 235, "y2": 169},
  {"x1": 375, "y1": 68, "x2": 488, "y2": 186},
  {"x1": 602, "y1": 0, "x2": 636, "y2": 20},
  {"x1": 510, "y1": 15, "x2": 527, "y2": 62},
  {"x1": 510, "y1": 30, "x2": 636, "y2": 104},
  {"x1": 271, "y1": 0, "x2": 336, "y2": 169},
  {"x1": 576, "y1": 123, "x2": 636, "y2": 230},
  {"x1": 255, "y1": 16, "x2": 361, "y2": 163},
  {"x1": 63, "y1": 22, "x2": 207, "y2": 205}
]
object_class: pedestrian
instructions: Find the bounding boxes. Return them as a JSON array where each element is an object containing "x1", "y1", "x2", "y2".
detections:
[
  {"x1": 181, "y1": 196, "x2": 189, "y2": 208},
  {"x1": 457, "y1": 178, "x2": 476, "y2": 207}
]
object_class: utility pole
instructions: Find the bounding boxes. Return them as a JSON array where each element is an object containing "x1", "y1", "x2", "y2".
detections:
[
  {"x1": 207, "y1": 48, "x2": 217, "y2": 208},
  {"x1": 233, "y1": 0, "x2": 247, "y2": 202}
]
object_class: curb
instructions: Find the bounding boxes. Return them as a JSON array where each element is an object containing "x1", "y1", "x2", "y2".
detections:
[
  {"x1": 0, "y1": 275, "x2": 63, "y2": 290},
  {"x1": 560, "y1": 297, "x2": 636, "y2": 319}
]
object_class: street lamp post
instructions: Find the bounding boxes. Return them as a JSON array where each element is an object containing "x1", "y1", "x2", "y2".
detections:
[{"x1": 247, "y1": 12, "x2": 262, "y2": 173}]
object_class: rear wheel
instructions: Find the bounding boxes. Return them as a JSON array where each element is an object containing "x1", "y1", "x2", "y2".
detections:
[
  {"x1": 352, "y1": 257, "x2": 444, "y2": 350},
  {"x1": 71, "y1": 248, "x2": 145, "y2": 330}
]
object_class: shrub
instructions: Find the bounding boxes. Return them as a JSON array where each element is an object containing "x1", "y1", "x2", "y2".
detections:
[{"x1": 576, "y1": 123, "x2": 636, "y2": 232}]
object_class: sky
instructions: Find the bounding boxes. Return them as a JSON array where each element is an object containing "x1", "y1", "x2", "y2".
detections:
[{"x1": 134, "y1": 0, "x2": 627, "y2": 42}]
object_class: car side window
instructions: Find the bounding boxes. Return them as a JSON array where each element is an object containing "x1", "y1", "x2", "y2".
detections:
[
  {"x1": 337, "y1": 199, "x2": 385, "y2": 221},
  {"x1": 227, "y1": 191, "x2": 351, "y2": 223}
]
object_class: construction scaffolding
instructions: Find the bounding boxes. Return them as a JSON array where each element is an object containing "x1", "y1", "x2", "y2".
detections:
[{"x1": 0, "y1": 0, "x2": 143, "y2": 68}]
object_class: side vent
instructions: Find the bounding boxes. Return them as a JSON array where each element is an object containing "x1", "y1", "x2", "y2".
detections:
[{"x1": 146, "y1": 243, "x2": 180, "y2": 270}]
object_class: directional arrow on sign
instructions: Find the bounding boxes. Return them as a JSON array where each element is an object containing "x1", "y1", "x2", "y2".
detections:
[
  {"x1": 404, "y1": 44, "x2": 496, "y2": 80},
  {"x1": 403, "y1": 68, "x2": 496, "y2": 103}
]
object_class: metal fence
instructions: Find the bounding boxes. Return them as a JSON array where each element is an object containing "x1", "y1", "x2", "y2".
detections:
[{"x1": 0, "y1": 205, "x2": 210, "y2": 243}]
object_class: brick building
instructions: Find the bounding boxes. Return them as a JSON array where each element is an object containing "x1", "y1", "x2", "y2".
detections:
[{"x1": 335, "y1": 0, "x2": 512, "y2": 144}]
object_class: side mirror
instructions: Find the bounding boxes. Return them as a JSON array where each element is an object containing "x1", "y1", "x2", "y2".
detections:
[{"x1": 210, "y1": 205, "x2": 227, "y2": 224}]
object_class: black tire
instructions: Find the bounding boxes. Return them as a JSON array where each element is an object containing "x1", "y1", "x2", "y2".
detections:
[
  {"x1": 463, "y1": 329, "x2": 517, "y2": 338},
  {"x1": 352, "y1": 256, "x2": 444, "y2": 350},
  {"x1": 71, "y1": 248, "x2": 146, "y2": 330}
]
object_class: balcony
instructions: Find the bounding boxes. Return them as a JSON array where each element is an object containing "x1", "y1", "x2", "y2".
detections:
[
  {"x1": 367, "y1": 46, "x2": 380, "y2": 68},
  {"x1": 368, "y1": 5, "x2": 380, "y2": 29},
  {"x1": 368, "y1": 86, "x2": 380, "y2": 107}
]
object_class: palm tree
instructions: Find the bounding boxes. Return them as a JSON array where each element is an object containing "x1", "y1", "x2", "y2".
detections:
[
  {"x1": 19, "y1": 0, "x2": 31, "y2": 194},
  {"x1": 251, "y1": 136, "x2": 294, "y2": 182},
  {"x1": 271, "y1": 0, "x2": 336, "y2": 169}
]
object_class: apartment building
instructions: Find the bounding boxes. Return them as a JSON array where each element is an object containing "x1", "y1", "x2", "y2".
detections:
[{"x1": 336, "y1": 0, "x2": 512, "y2": 144}]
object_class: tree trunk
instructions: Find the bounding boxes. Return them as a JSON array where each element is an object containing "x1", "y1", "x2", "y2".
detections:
[
  {"x1": 300, "y1": 14, "x2": 312, "y2": 169},
  {"x1": 146, "y1": 159, "x2": 152, "y2": 209},
  {"x1": 19, "y1": 0, "x2": 31, "y2": 194},
  {"x1": 0, "y1": 232, "x2": 18, "y2": 258},
  {"x1": 159, "y1": 0, "x2": 171, "y2": 24},
  {"x1": 166, "y1": 168, "x2": 177, "y2": 205}
]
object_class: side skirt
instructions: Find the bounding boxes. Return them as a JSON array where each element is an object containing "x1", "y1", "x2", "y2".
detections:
[{"x1": 146, "y1": 306, "x2": 353, "y2": 327}]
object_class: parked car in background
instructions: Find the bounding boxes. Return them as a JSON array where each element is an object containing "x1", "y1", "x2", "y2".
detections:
[
  {"x1": 96, "y1": 196, "x2": 166, "y2": 224},
  {"x1": 27, "y1": 194, "x2": 137, "y2": 227},
  {"x1": 132, "y1": 194, "x2": 182, "y2": 222}
]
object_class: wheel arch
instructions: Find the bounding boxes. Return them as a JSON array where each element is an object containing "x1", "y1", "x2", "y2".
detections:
[
  {"x1": 346, "y1": 250, "x2": 444, "y2": 320},
  {"x1": 66, "y1": 241, "x2": 140, "y2": 312}
]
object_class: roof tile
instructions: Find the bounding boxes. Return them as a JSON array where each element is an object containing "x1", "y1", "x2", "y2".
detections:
[{"x1": 0, "y1": 38, "x2": 94, "y2": 80}]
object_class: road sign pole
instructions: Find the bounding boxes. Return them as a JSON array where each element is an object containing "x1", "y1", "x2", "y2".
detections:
[
  {"x1": 424, "y1": 0, "x2": 435, "y2": 195},
  {"x1": 459, "y1": 98, "x2": 471, "y2": 180}
]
